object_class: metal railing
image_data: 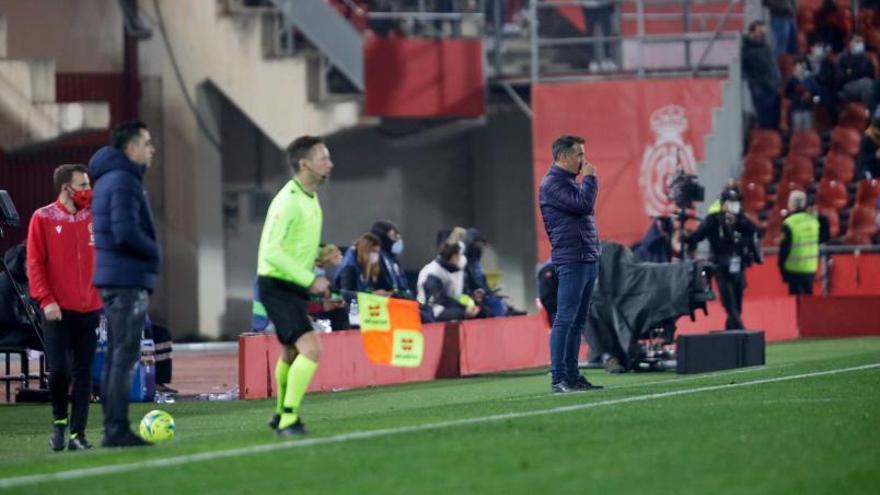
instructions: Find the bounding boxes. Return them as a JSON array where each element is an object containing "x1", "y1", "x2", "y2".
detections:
[{"x1": 761, "y1": 245, "x2": 880, "y2": 296}]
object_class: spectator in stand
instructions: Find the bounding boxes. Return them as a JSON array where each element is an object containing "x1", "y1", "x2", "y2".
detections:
[
  {"x1": 371, "y1": 220, "x2": 414, "y2": 298},
  {"x1": 312, "y1": 244, "x2": 347, "y2": 331},
  {"x1": 812, "y1": 0, "x2": 849, "y2": 54},
  {"x1": 785, "y1": 58, "x2": 821, "y2": 129},
  {"x1": 633, "y1": 217, "x2": 675, "y2": 263},
  {"x1": 836, "y1": 34, "x2": 876, "y2": 104},
  {"x1": 462, "y1": 228, "x2": 526, "y2": 318},
  {"x1": 337, "y1": 233, "x2": 392, "y2": 299},
  {"x1": 742, "y1": 21, "x2": 782, "y2": 129},
  {"x1": 857, "y1": 114, "x2": 880, "y2": 179},
  {"x1": 764, "y1": 0, "x2": 798, "y2": 55},
  {"x1": 366, "y1": 0, "x2": 403, "y2": 37},
  {"x1": 417, "y1": 241, "x2": 480, "y2": 322},
  {"x1": 778, "y1": 191, "x2": 821, "y2": 295}
]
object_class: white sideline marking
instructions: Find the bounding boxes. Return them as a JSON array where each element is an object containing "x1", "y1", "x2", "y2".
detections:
[{"x1": 0, "y1": 363, "x2": 877, "y2": 490}]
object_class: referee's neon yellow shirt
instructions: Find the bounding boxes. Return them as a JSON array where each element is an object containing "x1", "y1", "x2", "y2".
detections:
[{"x1": 257, "y1": 178, "x2": 322, "y2": 290}]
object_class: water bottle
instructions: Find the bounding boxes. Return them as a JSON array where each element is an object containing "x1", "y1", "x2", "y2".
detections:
[{"x1": 348, "y1": 299, "x2": 359, "y2": 327}]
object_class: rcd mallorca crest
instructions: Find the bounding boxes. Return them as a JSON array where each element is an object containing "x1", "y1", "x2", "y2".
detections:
[{"x1": 639, "y1": 105, "x2": 697, "y2": 217}]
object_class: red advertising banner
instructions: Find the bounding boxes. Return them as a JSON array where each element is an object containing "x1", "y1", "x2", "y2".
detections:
[{"x1": 532, "y1": 78, "x2": 723, "y2": 261}]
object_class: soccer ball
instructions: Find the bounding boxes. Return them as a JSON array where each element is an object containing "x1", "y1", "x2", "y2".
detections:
[{"x1": 139, "y1": 409, "x2": 175, "y2": 442}]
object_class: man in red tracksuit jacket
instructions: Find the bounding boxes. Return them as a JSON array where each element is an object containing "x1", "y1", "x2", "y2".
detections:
[{"x1": 27, "y1": 164, "x2": 102, "y2": 452}]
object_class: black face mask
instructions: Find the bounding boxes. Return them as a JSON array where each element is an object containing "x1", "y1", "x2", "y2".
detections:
[{"x1": 466, "y1": 245, "x2": 483, "y2": 263}]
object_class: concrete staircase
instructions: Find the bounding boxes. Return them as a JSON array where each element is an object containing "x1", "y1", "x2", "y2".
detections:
[{"x1": 0, "y1": 15, "x2": 110, "y2": 150}]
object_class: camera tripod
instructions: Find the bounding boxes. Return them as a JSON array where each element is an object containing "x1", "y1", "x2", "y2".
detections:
[{"x1": 0, "y1": 226, "x2": 45, "y2": 350}]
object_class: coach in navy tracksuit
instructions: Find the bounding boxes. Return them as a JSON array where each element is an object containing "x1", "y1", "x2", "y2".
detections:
[
  {"x1": 89, "y1": 121, "x2": 159, "y2": 448},
  {"x1": 539, "y1": 135, "x2": 604, "y2": 394}
]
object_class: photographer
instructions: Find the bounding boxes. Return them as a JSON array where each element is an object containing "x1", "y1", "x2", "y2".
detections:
[{"x1": 686, "y1": 189, "x2": 761, "y2": 330}]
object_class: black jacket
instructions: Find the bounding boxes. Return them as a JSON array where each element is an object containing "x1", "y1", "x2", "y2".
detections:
[
  {"x1": 741, "y1": 36, "x2": 782, "y2": 94},
  {"x1": 539, "y1": 165, "x2": 600, "y2": 264},
  {"x1": 687, "y1": 212, "x2": 760, "y2": 269},
  {"x1": 89, "y1": 146, "x2": 160, "y2": 290}
]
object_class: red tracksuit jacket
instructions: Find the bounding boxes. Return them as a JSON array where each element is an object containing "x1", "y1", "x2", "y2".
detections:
[{"x1": 26, "y1": 201, "x2": 102, "y2": 313}]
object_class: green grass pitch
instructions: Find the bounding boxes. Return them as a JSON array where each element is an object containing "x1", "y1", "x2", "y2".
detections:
[{"x1": 0, "y1": 337, "x2": 878, "y2": 494}]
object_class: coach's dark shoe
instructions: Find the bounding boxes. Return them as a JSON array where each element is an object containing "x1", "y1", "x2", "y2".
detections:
[
  {"x1": 276, "y1": 419, "x2": 308, "y2": 437},
  {"x1": 68, "y1": 433, "x2": 93, "y2": 451},
  {"x1": 49, "y1": 424, "x2": 66, "y2": 452},
  {"x1": 551, "y1": 380, "x2": 573, "y2": 394},
  {"x1": 569, "y1": 375, "x2": 604, "y2": 391},
  {"x1": 102, "y1": 430, "x2": 152, "y2": 448},
  {"x1": 268, "y1": 413, "x2": 281, "y2": 430}
]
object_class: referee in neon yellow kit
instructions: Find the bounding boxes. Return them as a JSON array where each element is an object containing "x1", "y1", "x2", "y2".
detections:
[{"x1": 257, "y1": 135, "x2": 333, "y2": 436}]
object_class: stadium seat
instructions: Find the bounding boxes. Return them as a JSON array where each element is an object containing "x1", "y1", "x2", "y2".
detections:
[
  {"x1": 818, "y1": 207, "x2": 841, "y2": 238},
  {"x1": 747, "y1": 129, "x2": 782, "y2": 159},
  {"x1": 843, "y1": 206, "x2": 878, "y2": 244},
  {"x1": 741, "y1": 154, "x2": 774, "y2": 186},
  {"x1": 789, "y1": 128, "x2": 822, "y2": 159},
  {"x1": 838, "y1": 102, "x2": 870, "y2": 131},
  {"x1": 782, "y1": 154, "x2": 815, "y2": 186},
  {"x1": 855, "y1": 178, "x2": 880, "y2": 207},
  {"x1": 830, "y1": 126, "x2": 861, "y2": 157},
  {"x1": 774, "y1": 181, "x2": 803, "y2": 211},
  {"x1": 816, "y1": 177, "x2": 849, "y2": 211},
  {"x1": 823, "y1": 152, "x2": 856, "y2": 183},
  {"x1": 741, "y1": 182, "x2": 766, "y2": 216}
]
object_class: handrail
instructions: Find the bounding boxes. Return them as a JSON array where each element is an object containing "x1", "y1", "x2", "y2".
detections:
[
  {"x1": 763, "y1": 244, "x2": 880, "y2": 255},
  {"x1": 692, "y1": 0, "x2": 741, "y2": 75}
]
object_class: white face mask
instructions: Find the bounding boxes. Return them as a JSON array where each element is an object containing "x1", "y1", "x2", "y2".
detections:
[
  {"x1": 811, "y1": 45, "x2": 825, "y2": 59},
  {"x1": 852, "y1": 42, "x2": 865, "y2": 54},
  {"x1": 368, "y1": 252, "x2": 380, "y2": 265},
  {"x1": 726, "y1": 201, "x2": 741, "y2": 215},
  {"x1": 457, "y1": 255, "x2": 468, "y2": 270},
  {"x1": 391, "y1": 239, "x2": 404, "y2": 255}
]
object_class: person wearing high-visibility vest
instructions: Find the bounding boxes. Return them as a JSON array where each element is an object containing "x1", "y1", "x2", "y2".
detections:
[{"x1": 778, "y1": 190, "x2": 820, "y2": 295}]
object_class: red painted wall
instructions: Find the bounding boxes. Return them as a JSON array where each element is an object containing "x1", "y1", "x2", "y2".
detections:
[{"x1": 364, "y1": 35, "x2": 485, "y2": 117}]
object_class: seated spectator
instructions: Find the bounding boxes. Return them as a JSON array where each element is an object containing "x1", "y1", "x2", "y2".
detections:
[
  {"x1": 337, "y1": 233, "x2": 393, "y2": 297},
  {"x1": 370, "y1": 220, "x2": 414, "y2": 299},
  {"x1": 633, "y1": 217, "x2": 675, "y2": 263},
  {"x1": 462, "y1": 228, "x2": 526, "y2": 317},
  {"x1": 857, "y1": 114, "x2": 880, "y2": 179},
  {"x1": 836, "y1": 34, "x2": 875, "y2": 104},
  {"x1": 417, "y1": 241, "x2": 479, "y2": 322},
  {"x1": 315, "y1": 244, "x2": 343, "y2": 287},
  {"x1": 785, "y1": 58, "x2": 821, "y2": 129},
  {"x1": 812, "y1": 0, "x2": 849, "y2": 54},
  {"x1": 742, "y1": 20, "x2": 782, "y2": 129}
]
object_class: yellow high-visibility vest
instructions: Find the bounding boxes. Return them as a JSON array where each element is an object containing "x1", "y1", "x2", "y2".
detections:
[{"x1": 782, "y1": 211, "x2": 820, "y2": 274}]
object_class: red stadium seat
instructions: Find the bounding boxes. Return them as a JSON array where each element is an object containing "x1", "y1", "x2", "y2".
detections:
[
  {"x1": 830, "y1": 126, "x2": 862, "y2": 157},
  {"x1": 789, "y1": 128, "x2": 822, "y2": 159},
  {"x1": 782, "y1": 154, "x2": 815, "y2": 186},
  {"x1": 838, "y1": 102, "x2": 870, "y2": 131},
  {"x1": 741, "y1": 182, "x2": 766, "y2": 216},
  {"x1": 775, "y1": 181, "x2": 803, "y2": 211},
  {"x1": 818, "y1": 207, "x2": 841, "y2": 238},
  {"x1": 823, "y1": 152, "x2": 856, "y2": 183},
  {"x1": 747, "y1": 129, "x2": 783, "y2": 159},
  {"x1": 843, "y1": 206, "x2": 878, "y2": 244},
  {"x1": 741, "y1": 154, "x2": 774, "y2": 185},
  {"x1": 855, "y1": 178, "x2": 880, "y2": 207},
  {"x1": 816, "y1": 177, "x2": 850, "y2": 211}
]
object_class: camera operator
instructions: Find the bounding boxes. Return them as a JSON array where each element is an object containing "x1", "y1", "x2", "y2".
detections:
[{"x1": 685, "y1": 188, "x2": 761, "y2": 330}]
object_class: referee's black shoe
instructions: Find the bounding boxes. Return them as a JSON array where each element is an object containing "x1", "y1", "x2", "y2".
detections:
[
  {"x1": 68, "y1": 433, "x2": 93, "y2": 451},
  {"x1": 49, "y1": 424, "x2": 66, "y2": 452},
  {"x1": 276, "y1": 418, "x2": 308, "y2": 437},
  {"x1": 267, "y1": 413, "x2": 281, "y2": 430}
]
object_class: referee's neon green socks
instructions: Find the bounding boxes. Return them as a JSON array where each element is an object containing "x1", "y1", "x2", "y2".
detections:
[
  {"x1": 274, "y1": 359, "x2": 291, "y2": 415},
  {"x1": 278, "y1": 354, "x2": 318, "y2": 429}
]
